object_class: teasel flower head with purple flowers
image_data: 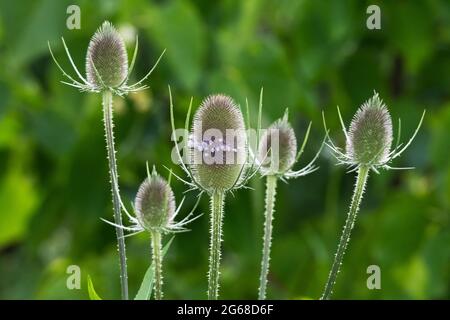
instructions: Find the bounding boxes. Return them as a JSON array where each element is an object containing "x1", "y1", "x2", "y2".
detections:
[
  {"x1": 168, "y1": 88, "x2": 263, "y2": 196},
  {"x1": 168, "y1": 87, "x2": 264, "y2": 300}
]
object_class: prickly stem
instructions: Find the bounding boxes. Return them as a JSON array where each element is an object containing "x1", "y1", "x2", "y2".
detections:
[
  {"x1": 207, "y1": 191, "x2": 225, "y2": 300},
  {"x1": 258, "y1": 175, "x2": 277, "y2": 300},
  {"x1": 151, "y1": 231, "x2": 163, "y2": 300},
  {"x1": 321, "y1": 165, "x2": 370, "y2": 299},
  {"x1": 102, "y1": 90, "x2": 129, "y2": 300}
]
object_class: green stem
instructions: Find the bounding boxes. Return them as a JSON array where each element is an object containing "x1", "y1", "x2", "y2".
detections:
[
  {"x1": 102, "y1": 90, "x2": 129, "y2": 300},
  {"x1": 321, "y1": 165, "x2": 370, "y2": 300},
  {"x1": 151, "y1": 231, "x2": 163, "y2": 300},
  {"x1": 258, "y1": 175, "x2": 277, "y2": 300},
  {"x1": 207, "y1": 191, "x2": 225, "y2": 300}
]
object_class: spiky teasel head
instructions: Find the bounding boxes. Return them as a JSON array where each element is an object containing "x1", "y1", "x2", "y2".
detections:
[
  {"x1": 258, "y1": 110, "x2": 297, "y2": 175},
  {"x1": 323, "y1": 91, "x2": 426, "y2": 173},
  {"x1": 346, "y1": 93, "x2": 393, "y2": 166},
  {"x1": 257, "y1": 109, "x2": 325, "y2": 180},
  {"x1": 48, "y1": 20, "x2": 165, "y2": 96},
  {"x1": 169, "y1": 87, "x2": 270, "y2": 195},
  {"x1": 101, "y1": 165, "x2": 202, "y2": 235},
  {"x1": 86, "y1": 21, "x2": 128, "y2": 89},
  {"x1": 134, "y1": 168, "x2": 176, "y2": 231},
  {"x1": 187, "y1": 94, "x2": 247, "y2": 193}
]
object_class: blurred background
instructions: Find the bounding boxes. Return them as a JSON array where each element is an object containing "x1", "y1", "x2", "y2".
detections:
[{"x1": 0, "y1": 0, "x2": 448, "y2": 299}]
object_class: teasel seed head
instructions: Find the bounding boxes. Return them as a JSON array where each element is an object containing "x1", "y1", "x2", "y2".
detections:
[
  {"x1": 134, "y1": 168, "x2": 176, "y2": 231},
  {"x1": 346, "y1": 92, "x2": 393, "y2": 166},
  {"x1": 190, "y1": 94, "x2": 247, "y2": 193},
  {"x1": 86, "y1": 21, "x2": 128, "y2": 89},
  {"x1": 259, "y1": 110, "x2": 297, "y2": 175}
]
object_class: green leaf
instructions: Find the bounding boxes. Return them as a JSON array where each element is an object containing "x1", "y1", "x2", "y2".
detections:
[
  {"x1": 134, "y1": 236, "x2": 175, "y2": 300},
  {"x1": 87, "y1": 275, "x2": 102, "y2": 300}
]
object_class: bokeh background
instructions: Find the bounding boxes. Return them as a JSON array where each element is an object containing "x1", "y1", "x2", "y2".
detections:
[{"x1": 0, "y1": 0, "x2": 449, "y2": 299}]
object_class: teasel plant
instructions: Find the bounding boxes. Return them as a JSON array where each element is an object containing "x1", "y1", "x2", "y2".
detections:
[
  {"x1": 48, "y1": 21, "x2": 165, "y2": 299},
  {"x1": 168, "y1": 87, "x2": 264, "y2": 299},
  {"x1": 256, "y1": 109, "x2": 326, "y2": 300},
  {"x1": 102, "y1": 164, "x2": 202, "y2": 300},
  {"x1": 321, "y1": 92, "x2": 425, "y2": 299}
]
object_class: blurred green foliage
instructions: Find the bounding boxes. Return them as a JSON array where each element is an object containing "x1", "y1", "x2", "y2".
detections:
[{"x1": 0, "y1": 0, "x2": 449, "y2": 299}]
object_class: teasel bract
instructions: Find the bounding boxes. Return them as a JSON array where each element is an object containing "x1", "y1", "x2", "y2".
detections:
[
  {"x1": 48, "y1": 21, "x2": 165, "y2": 299},
  {"x1": 102, "y1": 165, "x2": 201, "y2": 300},
  {"x1": 321, "y1": 92, "x2": 425, "y2": 299},
  {"x1": 169, "y1": 87, "x2": 262, "y2": 299},
  {"x1": 256, "y1": 109, "x2": 325, "y2": 300}
]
